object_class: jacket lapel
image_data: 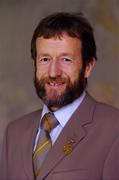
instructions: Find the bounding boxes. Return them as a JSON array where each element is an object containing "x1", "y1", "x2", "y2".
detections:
[
  {"x1": 21, "y1": 110, "x2": 41, "y2": 179},
  {"x1": 38, "y1": 93, "x2": 96, "y2": 180}
]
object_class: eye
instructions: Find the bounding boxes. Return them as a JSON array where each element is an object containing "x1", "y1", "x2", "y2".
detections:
[
  {"x1": 42, "y1": 58, "x2": 49, "y2": 62},
  {"x1": 39, "y1": 57, "x2": 50, "y2": 64},
  {"x1": 63, "y1": 58, "x2": 73, "y2": 63}
]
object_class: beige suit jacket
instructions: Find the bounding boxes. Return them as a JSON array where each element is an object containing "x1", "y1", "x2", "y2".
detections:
[{"x1": 1, "y1": 93, "x2": 119, "y2": 180}]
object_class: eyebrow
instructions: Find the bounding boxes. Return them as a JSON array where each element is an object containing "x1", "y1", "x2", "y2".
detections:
[
  {"x1": 37, "y1": 53, "x2": 74, "y2": 58},
  {"x1": 37, "y1": 53, "x2": 50, "y2": 58},
  {"x1": 58, "y1": 53, "x2": 74, "y2": 57}
]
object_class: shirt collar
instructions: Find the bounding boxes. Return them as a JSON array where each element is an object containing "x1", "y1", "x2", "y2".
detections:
[{"x1": 41, "y1": 91, "x2": 86, "y2": 128}]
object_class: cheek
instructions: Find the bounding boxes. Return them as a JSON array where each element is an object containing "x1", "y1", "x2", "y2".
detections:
[
  {"x1": 36, "y1": 66, "x2": 47, "y2": 79},
  {"x1": 65, "y1": 67, "x2": 80, "y2": 83},
  {"x1": 36, "y1": 69, "x2": 41, "y2": 79},
  {"x1": 62, "y1": 61, "x2": 83, "y2": 83},
  {"x1": 70, "y1": 72, "x2": 79, "y2": 83}
]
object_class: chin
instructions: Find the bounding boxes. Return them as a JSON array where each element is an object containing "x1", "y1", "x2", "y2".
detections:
[{"x1": 46, "y1": 88, "x2": 65, "y2": 99}]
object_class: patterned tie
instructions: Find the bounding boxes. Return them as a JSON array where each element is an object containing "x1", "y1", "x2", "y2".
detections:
[{"x1": 33, "y1": 112, "x2": 59, "y2": 178}]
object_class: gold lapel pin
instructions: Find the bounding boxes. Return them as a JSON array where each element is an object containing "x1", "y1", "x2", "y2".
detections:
[{"x1": 63, "y1": 138, "x2": 75, "y2": 155}]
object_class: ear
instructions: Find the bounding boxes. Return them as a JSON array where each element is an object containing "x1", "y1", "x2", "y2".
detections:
[{"x1": 84, "y1": 58, "x2": 96, "y2": 78}]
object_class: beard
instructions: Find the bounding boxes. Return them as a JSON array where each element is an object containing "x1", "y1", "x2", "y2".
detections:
[{"x1": 34, "y1": 69, "x2": 87, "y2": 111}]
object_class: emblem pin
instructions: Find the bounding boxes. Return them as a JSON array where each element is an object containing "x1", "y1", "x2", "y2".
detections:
[{"x1": 63, "y1": 138, "x2": 75, "y2": 155}]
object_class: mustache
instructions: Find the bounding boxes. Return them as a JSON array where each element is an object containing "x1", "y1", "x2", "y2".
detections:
[{"x1": 39, "y1": 76, "x2": 69, "y2": 84}]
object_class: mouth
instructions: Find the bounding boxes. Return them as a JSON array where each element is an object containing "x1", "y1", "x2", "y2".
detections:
[
  {"x1": 48, "y1": 82, "x2": 65, "y2": 86},
  {"x1": 46, "y1": 81, "x2": 66, "y2": 89}
]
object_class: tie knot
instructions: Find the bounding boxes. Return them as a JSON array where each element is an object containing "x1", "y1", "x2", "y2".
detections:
[{"x1": 41, "y1": 112, "x2": 59, "y2": 133}]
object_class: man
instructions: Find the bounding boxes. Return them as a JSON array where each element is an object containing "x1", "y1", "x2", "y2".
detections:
[{"x1": 1, "y1": 12, "x2": 119, "y2": 180}]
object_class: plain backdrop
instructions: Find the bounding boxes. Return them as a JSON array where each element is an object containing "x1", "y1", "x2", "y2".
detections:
[{"x1": 0, "y1": 0, "x2": 119, "y2": 157}]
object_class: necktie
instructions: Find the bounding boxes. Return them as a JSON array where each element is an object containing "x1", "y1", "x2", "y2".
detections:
[{"x1": 33, "y1": 112, "x2": 59, "y2": 178}]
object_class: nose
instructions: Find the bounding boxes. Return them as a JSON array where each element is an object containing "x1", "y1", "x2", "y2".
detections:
[{"x1": 48, "y1": 60, "x2": 62, "y2": 78}]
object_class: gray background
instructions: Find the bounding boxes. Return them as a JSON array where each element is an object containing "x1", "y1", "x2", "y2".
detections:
[{"x1": 0, "y1": 0, "x2": 119, "y2": 156}]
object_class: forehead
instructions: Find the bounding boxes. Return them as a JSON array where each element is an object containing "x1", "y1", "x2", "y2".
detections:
[{"x1": 36, "y1": 33, "x2": 82, "y2": 54}]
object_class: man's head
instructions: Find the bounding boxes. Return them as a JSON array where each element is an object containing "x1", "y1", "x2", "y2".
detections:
[{"x1": 31, "y1": 12, "x2": 97, "y2": 111}]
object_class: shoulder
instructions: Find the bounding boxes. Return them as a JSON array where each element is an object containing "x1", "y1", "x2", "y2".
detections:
[
  {"x1": 88, "y1": 94, "x2": 119, "y2": 131},
  {"x1": 95, "y1": 99, "x2": 119, "y2": 120},
  {"x1": 84, "y1": 93, "x2": 119, "y2": 141},
  {"x1": 86, "y1": 92, "x2": 119, "y2": 117},
  {"x1": 7, "y1": 109, "x2": 42, "y2": 133},
  {"x1": 85, "y1": 93, "x2": 119, "y2": 126}
]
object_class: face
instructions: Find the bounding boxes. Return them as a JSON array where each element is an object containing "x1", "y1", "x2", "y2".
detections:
[{"x1": 34, "y1": 33, "x2": 95, "y2": 111}]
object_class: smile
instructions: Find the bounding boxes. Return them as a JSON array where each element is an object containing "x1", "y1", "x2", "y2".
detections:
[
  {"x1": 46, "y1": 82, "x2": 66, "y2": 89},
  {"x1": 48, "y1": 82, "x2": 65, "y2": 86}
]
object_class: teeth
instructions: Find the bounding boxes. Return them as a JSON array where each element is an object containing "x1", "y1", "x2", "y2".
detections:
[
  {"x1": 50, "y1": 82, "x2": 55, "y2": 86},
  {"x1": 49, "y1": 82, "x2": 63, "y2": 86}
]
